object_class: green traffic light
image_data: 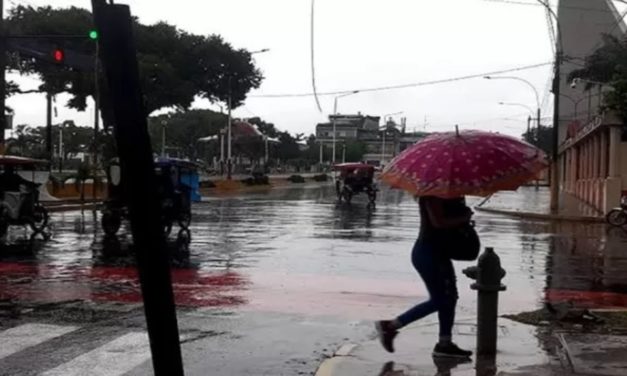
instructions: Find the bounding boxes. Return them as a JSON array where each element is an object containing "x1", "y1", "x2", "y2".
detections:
[{"x1": 89, "y1": 30, "x2": 98, "y2": 40}]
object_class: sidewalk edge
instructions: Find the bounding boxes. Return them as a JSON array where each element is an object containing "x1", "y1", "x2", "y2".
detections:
[
  {"x1": 314, "y1": 343, "x2": 359, "y2": 376},
  {"x1": 475, "y1": 206, "x2": 604, "y2": 223}
]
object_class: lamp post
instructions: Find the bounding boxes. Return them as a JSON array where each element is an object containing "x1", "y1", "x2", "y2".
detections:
[
  {"x1": 570, "y1": 78, "x2": 608, "y2": 119},
  {"x1": 58, "y1": 122, "x2": 64, "y2": 173},
  {"x1": 332, "y1": 91, "x2": 359, "y2": 165},
  {"x1": 160, "y1": 118, "x2": 167, "y2": 158}
]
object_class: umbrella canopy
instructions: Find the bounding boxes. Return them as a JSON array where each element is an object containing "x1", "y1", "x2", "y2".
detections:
[{"x1": 380, "y1": 129, "x2": 548, "y2": 198}]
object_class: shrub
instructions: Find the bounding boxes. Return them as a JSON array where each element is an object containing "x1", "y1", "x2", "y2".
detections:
[
  {"x1": 200, "y1": 180, "x2": 216, "y2": 188},
  {"x1": 242, "y1": 175, "x2": 270, "y2": 186},
  {"x1": 287, "y1": 175, "x2": 305, "y2": 183},
  {"x1": 312, "y1": 174, "x2": 328, "y2": 182}
]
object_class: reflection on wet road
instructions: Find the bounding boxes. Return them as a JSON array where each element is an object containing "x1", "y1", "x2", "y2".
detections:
[{"x1": 1, "y1": 186, "x2": 627, "y2": 317}]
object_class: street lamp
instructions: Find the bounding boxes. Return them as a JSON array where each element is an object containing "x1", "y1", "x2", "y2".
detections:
[
  {"x1": 559, "y1": 94, "x2": 590, "y2": 120},
  {"x1": 570, "y1": 78, "x2": 609, "y2": 118},
  {"x1": 380, "y1": 111, "x2": 404, "y2": 165},
  {"x1": 332, "y1": 90, "x2": 359, "y2": 164},
  {"x1": 485, "y1": 75, "x2": 541, "y2": 141},
  {"x1": 498, "y1": 102, "x2": 534, "y2": 116},
  {"x1": 498, "y1": 102, "x2": 536, "y2": 130},
  {"x1": 250, "y1": 48, "x2": 270, "y2": 54},
  {"x1": 226, "y1": 48, "x2": 270, "y2": 179},
  {"x1": 484, "y1": 76, "x2": 540, "y2": 109}
]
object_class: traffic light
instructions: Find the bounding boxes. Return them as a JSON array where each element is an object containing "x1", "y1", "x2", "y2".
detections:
[
  {"x1": 89, "y1": 30, "x2": 99, "y2": 40},
  {"x1": 53, "y1": 48, "x2": 64, "y2": 63}
]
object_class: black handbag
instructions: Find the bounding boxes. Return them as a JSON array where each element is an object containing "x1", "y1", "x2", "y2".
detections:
[{"x1": 438, "y1": 221, "x2": 480, "y2": 261}]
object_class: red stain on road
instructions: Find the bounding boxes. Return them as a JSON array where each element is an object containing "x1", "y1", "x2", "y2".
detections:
[
  {"x1": 0, "y1": 262, "x2": 248, "y2": 307},
  {"x1": 546, "y1": 289, "x2": 627, "y2": 309}
]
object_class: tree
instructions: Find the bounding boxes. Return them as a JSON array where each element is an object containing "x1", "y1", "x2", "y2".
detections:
[
  {"x1": 522, "y1": 125, "x2": 553, "y2": 156},
  {"x1": 344, "y1": 141, "x2": 367, "y2": 162},
  {"x1": 247, "y1": 117, "x2": 279, "y2": 138},
  {"x1": 148, "y1": 110, "x2": 227, "y2": 162},
  {"x1": 569, "y1": 34, "x2": 627, "y2": 126},
  {"x1": 275, "y1": 132, "x2": 300, "y2": 162},
  {"x1": 6, "y1": 122, "x2": 112, "y2": 164},
  {"x1": 6, "y1": 5, "x2": 263, "y2": 114}
]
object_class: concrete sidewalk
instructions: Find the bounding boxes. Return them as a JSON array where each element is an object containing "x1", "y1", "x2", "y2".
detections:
[
  {"x1": 474, "y1": 187, "x2": 604, "y2": 223},
  {"x1": 315, "y1": 317, "x2": 627, "y2": 376}
]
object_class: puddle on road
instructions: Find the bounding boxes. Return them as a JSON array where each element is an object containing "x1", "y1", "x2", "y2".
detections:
[{"x1": 0, "y1": 186, "x2": 626, "y2": 315}]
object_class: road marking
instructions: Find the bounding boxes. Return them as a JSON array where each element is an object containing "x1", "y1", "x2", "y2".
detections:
[
  {"x1": 41, "y1": 332, "x2": 150, "y2": 376},
  {"x1": 0, "y1": 323, "x2": 78, "y2": 360}
]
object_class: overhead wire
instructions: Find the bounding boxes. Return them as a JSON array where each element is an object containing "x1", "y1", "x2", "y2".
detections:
[
  {"x1": 544, "y1": 1, "x2": 556, "y2": 55},
  {"x1": 483, "y1": 0, "x2": 627, "y2": 13},
  {"x1": 251, "y1": 62, "x2": 551, "y2": 98}
]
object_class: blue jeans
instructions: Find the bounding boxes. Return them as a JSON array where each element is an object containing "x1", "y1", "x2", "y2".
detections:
[{"x1": 396, "y1": 240, "x2": 458, "y2": 337}]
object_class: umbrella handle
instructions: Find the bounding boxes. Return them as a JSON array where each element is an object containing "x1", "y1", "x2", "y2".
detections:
[{"x1": 476, "y1": 194, "x2": 493, "y2": 208}]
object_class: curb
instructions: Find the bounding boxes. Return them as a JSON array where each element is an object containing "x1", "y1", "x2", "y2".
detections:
[
  {"x1": 475, "y1": 206, "x2": 604, "y2": 223},
  {"x1": 44, "y1": 203, "x2": 101, "y2": 212},
  {"x1": 314, "y1": 343, "x2": 359, "y2": 376}
]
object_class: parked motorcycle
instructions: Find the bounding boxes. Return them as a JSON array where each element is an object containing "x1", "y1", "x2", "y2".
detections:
[{"x1": 606, "y1": 195, "x2": 627, "y2": 227}]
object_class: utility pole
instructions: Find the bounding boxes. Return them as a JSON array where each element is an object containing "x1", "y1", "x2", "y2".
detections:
[
  {"x1": 527, "y1": 116, "x2": 531, "y2": 135},
  {"x1": 536, "y1": 108, "x2": 541, "y2": 131},
  {"x1": 549, "y1": 53, "x2": 561, "y2": 213},
  {"x1": 0, "y1": 0, "x2": 6, "y2": 146}
]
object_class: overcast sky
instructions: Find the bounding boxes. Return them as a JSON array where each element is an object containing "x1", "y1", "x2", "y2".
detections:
[{"x1": 6, "y1": 0, "x2": 627, "y2": 137}]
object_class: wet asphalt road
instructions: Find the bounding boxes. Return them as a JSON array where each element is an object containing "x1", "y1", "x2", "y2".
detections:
[{"x1": 1, "y1": 185, "x2": 627, "y2": 375}]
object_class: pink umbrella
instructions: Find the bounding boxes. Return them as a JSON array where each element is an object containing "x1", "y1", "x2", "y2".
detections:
[{"x1": 380, "y1": 129, "x2": 548, "y2": 198}]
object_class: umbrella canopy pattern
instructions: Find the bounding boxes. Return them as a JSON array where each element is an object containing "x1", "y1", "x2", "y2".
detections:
[{"x1": 381, "y1": 130, "x2": 548, "y2": 198}]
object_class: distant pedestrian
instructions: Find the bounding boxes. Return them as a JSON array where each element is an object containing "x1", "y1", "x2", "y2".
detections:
[{"x1": 375, "y1": 196, "x2": 473, "y2": 359}]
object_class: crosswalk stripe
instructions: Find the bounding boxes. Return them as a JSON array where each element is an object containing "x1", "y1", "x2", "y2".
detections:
[
  {"x1": 0, "y1": 323, "x2": 78, "y2": 360},
  {"x1": 40, "y1": 332, "x2": 151, "y2": 376}
]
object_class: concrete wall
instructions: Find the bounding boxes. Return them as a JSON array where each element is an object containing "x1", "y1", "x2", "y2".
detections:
[{"x1": 557, "y1": 0, "x2": 626, "y2": 145}]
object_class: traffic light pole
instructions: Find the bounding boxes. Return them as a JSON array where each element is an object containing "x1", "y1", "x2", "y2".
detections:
[
  {"x1": 46, "y1": 93, "x2": 52, "y2": 165},
  {"x1": 91, "y1": 1, "x2": 184, "y2": 375},
  {"x1": 93, "y1": 41, "x2": 100, "y2": 199}
]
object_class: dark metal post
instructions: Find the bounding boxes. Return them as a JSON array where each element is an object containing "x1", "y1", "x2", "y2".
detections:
[
  {"x1": 462, "y1": 247, "x2": 507, "y2": 356},
  {"x1": 46, "y1": 93, "x2": 53, "y2": 165},
  {"x1": 91, "y1": 1, "x2": 184, "y2": 375},
  {"x1": 550, "y1": 53, "x2": 562, "y2": 213},
  {"x1": 93, "y1": 41, "x2": 100, "y2": 200}
]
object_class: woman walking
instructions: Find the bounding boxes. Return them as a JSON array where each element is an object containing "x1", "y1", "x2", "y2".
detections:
[
  {"x1": 375, "y1": 196, "x2": 473, "y2": 358},
  {"x1": 378, "y1": 128, "x2": 548, "y2": 359}
]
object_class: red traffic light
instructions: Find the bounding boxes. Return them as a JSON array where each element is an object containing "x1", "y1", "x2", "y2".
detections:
[{"x1": 53, "y1": 48, "x2": 64, "y2": 63}]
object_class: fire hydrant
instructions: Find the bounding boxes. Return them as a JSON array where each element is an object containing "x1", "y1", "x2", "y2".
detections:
[{"x1": 462, "y1": 247, "x2": 507, "y2": 356}]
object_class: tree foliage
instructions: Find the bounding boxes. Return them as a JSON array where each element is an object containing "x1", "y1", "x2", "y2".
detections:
[
  {"x1": 344, "y1": 141, "x2": 367, "y2": 162},
  {"x1": 522, "y1": 125, "x2": 553, "y2": 156},
  {"x1": 6, "y1": 5, "x2": 263, "y2": 114},
  {"x1": 7, "y1": 121, "x2": 114, "y2": 162},
  {"x1": 148, "y1": 110, "x2": 227, "y2": 162}
]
